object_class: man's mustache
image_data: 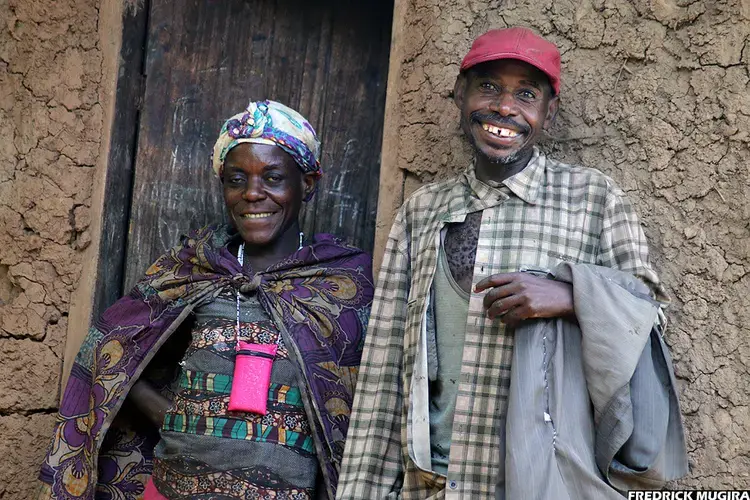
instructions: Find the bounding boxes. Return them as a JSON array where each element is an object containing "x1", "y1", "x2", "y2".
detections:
[{"x1": 469, "y1": 111, "x2": 530, "y2": 134}]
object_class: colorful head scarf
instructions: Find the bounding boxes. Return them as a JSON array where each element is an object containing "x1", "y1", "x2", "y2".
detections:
[{"x1": 212, "y1": 100, "x2": 322, "y2": 178}]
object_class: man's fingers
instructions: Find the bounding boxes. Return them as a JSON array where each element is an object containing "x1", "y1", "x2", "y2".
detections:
[
  {"x1": 499, "y1": 304, "x2": 530, "y2": 325},
  {"x1": 474, "y1": 272, "x2": 520, "y2": 292},
  {"x1": 482, "y1": 282, "x2": 521, "y2": 310},
  {"x1": 487, "y1": 294, "x2": 524, "y2": 319}
]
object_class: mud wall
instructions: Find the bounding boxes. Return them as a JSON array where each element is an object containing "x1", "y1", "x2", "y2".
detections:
[
  {"x1": 376, "y1": 0, "x2": 750, "y2": 488},
  {"x1": 0, "y1": 0, "x2": 119, "y2": 497}
]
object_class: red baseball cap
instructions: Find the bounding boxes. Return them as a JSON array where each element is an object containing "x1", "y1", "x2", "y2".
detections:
[{"x1": 460, "y1": 27, "x2": 561, "y2": 95}]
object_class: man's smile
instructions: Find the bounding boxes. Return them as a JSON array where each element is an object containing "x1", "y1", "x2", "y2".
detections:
[
  {"x1": 473, "y1": 118, "x2": 527, "y2": 148},
  {"x1": 480, "y1": 122, "x2": 520, "y2": 138}
]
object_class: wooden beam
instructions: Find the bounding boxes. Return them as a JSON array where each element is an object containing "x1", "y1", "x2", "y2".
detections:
[
  {"x1": 91, "y1": 1, "x2": 150, "y2": 319},
  {"x1": 373, "y1": 0, "x2": 407, "y2": 274}
]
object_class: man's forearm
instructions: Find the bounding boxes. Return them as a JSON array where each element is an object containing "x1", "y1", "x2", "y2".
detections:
[{"x1": 128, "y1": 379, "x2": 172, "y2": 427}]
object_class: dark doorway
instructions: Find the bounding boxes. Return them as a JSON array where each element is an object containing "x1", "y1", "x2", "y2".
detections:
[{"x1": 93, "y1": 0, "x2": 392, "y2": 316}]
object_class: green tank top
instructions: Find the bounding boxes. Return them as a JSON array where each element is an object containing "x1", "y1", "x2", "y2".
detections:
[{"x1": 429, "y1": 244, "x2": 470, "y2": 476}]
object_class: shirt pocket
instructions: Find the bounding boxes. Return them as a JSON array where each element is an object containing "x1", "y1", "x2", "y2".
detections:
[{"x1": 528, "y1": 249, "x2": 588, "y2": 275}]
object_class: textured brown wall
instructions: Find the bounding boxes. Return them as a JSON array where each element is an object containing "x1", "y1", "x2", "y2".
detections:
[
  {"x1": 0, "y1": 0, "x2": 120, "y2": 497},
  {"x1": 1, "y1": 0, "x2": 748, "y2": 496},
  {"x1": 375, "y1": 0, "x2": 750, "y2": 488}
]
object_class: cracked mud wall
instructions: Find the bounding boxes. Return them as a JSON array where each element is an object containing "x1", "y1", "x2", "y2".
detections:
[
  {"x1": 376, "y1": 0, "x2": 750, "y2": 488},
  {"x1": 0, "y1": 0, "x2": 120, "y2": 497}
]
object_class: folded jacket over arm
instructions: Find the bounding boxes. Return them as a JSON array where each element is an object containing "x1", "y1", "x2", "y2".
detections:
[{"x1": 502, "y1": 263, "x2": 688, "y2": 500}]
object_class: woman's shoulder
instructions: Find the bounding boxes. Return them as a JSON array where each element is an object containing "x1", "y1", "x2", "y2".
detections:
[
  {"x1": 304, "y1": 234, "x2": 373, "y2": 273},
  {"x1": 182, "y1": 224, "x2": 232, "y2": 249},
  {"x1": 309, "y1": 233, "x2": 366, "y2": 252}
]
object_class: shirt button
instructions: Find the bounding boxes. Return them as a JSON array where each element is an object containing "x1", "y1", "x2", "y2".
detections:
[{"x1": 448, "y1": 480, "x2": 458, "y2": 490}]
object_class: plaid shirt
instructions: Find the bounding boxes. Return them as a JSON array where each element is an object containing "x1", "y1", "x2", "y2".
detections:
[{"x1": 337, "y1": 148, "x2": 665, "y2": 499}]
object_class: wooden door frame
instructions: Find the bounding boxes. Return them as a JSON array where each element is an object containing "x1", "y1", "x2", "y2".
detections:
[
  {"x1": 64, "y1": 0, "x2": 400, "y2": 383},
  {"x1": 91, "y1": 1, "x2": 150, "y2": 320},
  {"x1": 91, "y1": 0, "x2": 399, "y2": 319}
]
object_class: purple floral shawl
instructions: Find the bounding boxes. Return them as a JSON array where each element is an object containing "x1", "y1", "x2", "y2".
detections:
[{"x1": 38, "y1": 225, "x2": 373, "y2": 500}]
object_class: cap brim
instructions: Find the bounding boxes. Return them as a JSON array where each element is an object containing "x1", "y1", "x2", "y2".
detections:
[{"x1": 460, "y1": 52, "x2": 559, "y2": 94}]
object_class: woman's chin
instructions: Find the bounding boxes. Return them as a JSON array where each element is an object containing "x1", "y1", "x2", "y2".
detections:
[
  {"x1": 238, "y1": 232, "x2": 279, "y2": 248},
  {"x1": 236, "y1": 223, "x2": 298, "y2": 250},
  {"x1": 234, "y1": 217, "x2": 283, "y2": 247}
]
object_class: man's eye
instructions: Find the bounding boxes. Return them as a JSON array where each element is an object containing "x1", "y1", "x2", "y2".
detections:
[
  {"x1": 266, "y1": 174, "x2": 284, "y2": 182},
  {"x1": 518, "y1": 90, "x2": 537, "y2": 100},
  {"x1": 226, "y1": 176, "x2": 245, "y2": 185},
  {"x1": 480, "y1": 82, "x2": 497, "y2": 91}
]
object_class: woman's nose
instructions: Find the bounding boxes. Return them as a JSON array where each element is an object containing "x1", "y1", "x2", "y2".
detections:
[{"x1": 241, "y1": 178, "x2": 266, "y2": 202}]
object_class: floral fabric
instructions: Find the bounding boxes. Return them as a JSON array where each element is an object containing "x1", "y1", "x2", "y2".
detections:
[{"x1": 38, "y1": 224, "x2": 373, "y2": 500}]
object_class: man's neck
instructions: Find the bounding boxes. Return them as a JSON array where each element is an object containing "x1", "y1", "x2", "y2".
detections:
[{"x1": 474, "y1": 148, "x2": 534, "y2": 184}]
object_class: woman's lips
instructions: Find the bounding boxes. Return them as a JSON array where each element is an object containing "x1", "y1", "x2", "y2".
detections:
[{"x1": 240, "y1": 212, "x2": 276, "y2": 219}]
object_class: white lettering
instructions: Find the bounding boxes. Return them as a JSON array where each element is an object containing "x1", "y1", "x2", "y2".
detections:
[
  {"x1": 631, "y1": 490, "x2": 750, "y2": 500},
  {"x1": 695, "y1": 492, "x2": 750, "y2": 500}
]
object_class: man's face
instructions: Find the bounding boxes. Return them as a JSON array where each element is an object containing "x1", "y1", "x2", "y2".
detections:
[{"x1": 455, "y1": 59, "x2": 558, "y2": 166}]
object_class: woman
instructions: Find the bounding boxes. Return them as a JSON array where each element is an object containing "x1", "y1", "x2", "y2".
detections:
[{"x1": 38, "y1": 101, "x2": 374, "y2": 499}]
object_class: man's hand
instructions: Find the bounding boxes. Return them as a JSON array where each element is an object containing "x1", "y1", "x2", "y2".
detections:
[{"x1": 474, "y1": 272, "x2": 575, "y2": 326}]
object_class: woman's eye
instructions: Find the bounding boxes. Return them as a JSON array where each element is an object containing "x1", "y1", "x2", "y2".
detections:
[
  {"x1": 226, "y1": 176, "x2": 244, "y2": 186},
  {"x1": 266, "y1": 174, "x2": 284, "y2": 182}
]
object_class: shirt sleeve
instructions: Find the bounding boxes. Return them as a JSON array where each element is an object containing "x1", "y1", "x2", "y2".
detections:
[
  {"x1": 596, "y1": 183, "x2": 670, "y2": 304},
  {"x1": 337, "y1": 208, "x2": 410, "y2": 500}
]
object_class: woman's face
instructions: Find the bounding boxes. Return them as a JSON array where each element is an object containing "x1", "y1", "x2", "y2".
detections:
[{"x1": 222, "y1": 143, "x2": 315, "y2": 248}]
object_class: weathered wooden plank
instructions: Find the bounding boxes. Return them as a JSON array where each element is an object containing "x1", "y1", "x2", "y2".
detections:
[
  {"x1": 124, "y1": 0, "x2": 393, "y2": 290},
  {"x1": 91, "y1": 1, "x2": 149, "y2": 319},
  {"x1": 304, "y1": 2, "x2": 392, "y2": 251}
]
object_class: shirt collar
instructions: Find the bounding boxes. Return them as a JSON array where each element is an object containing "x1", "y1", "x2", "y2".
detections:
[{"x1": 462, "y1": 147, "x2": 546, "y2": 205}]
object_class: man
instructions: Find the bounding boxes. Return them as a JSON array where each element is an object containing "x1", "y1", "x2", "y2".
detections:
[{"x1": 338, "y1": 27, "x2": 687, "y2": 499}]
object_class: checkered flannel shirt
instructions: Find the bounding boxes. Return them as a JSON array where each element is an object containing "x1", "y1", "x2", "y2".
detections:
[{"x1": 337, "y1": 148, "x2": 666, "y2": 499}]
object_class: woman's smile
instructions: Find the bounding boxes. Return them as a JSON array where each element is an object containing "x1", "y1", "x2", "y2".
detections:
[{"x1": 240, "y1": 212, "x2": 276, "y2": 219}]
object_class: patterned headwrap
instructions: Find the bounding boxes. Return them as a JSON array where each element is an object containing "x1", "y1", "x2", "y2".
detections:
[{"x1": 212, "y1": 100, "x2": 322, "y2": 179}]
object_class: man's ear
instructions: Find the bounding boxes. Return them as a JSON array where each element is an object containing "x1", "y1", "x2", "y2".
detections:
[
  {"x1": 544, "y1": 95, "x2": 560, "y2": 130},
  {"x1": 453, "y1": 73, "x2": 467, "y2": 110}
]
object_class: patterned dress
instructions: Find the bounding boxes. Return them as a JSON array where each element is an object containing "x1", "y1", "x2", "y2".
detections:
[
  {"x1": 39, "y1": 227, "x2": 373, "y2": 500},
  {"x1": 151, "y1": 291, "x2": 319, "y2": 499}
]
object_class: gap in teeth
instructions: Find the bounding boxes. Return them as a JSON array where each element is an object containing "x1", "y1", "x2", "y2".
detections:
[{"x1": 482, "y1": 123, "x2": 518, "y2": 137}]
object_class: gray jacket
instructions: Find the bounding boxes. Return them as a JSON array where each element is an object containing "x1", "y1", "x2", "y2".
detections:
[{"x1": 498, "y1": 263, "x2": 689, "y2": 499}]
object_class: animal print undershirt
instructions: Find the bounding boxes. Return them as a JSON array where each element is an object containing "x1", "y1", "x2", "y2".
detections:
[{"x1": 443, "y1": 211, "x2": 483, "y2": 294}]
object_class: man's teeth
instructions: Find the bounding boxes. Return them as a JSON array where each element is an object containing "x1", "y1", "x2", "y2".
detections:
[
  {"x1": 242, "y1": 213, "x2": 274, "y2": 219},
  {"x1": 481, "y1": 123, "x2": 519, "y2": 138}
]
